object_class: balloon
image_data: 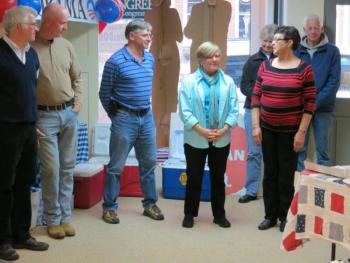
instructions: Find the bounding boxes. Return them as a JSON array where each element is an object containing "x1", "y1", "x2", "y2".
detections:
[
  {"x1": 97, "y1": 0, "x2": 124, "y2": 34},
  {"x1": 17, "y1": 0, "x2": 42, "y2": 14},
  {"x1": 0, "y1": 0, "x2": 16, "y2": 23},
  {"x1": 95, "y1": 0, "x2": 120, "y2": 24},
  {"x1": 98, "y1": 21, "x2": 107, "y2": 34},
  {"x1": 115, "y1": 0, "x2": 124, "y2": 21}
]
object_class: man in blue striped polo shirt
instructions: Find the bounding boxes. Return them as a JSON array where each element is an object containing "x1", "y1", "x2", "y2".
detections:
[{"x1": 99, "y1": 20, "x2": 164, "y2": 224}]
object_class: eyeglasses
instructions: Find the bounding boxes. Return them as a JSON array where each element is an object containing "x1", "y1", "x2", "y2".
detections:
[
  {"x1": 273, "y1": 38, "x2": 289, "y2": 42},
  {"x1": 22, "y1": 22, "x2": 37, "y2": 28},
  {"x1": 133, "y1": 32, "x2": 153, "y2": 39}
]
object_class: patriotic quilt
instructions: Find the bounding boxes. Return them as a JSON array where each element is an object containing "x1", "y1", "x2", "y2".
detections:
[{"x1": 281, "y1": 170, "x2": 350, "y2": 251}]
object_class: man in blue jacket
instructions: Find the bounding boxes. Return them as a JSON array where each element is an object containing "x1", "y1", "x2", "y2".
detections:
[{"x1": 296, "y1": 14, "x2": 341, "y2": 171}]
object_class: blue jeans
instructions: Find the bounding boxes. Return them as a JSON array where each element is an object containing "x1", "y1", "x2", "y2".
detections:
[
  {"x1": 243, "y1": 109, "x2": 262, "y2": 196},
  {"x1": 37, "y1": 107, "x2": 78, "y2": 225},
  {"x1": 297, "y1": 112, "x2": 333, "y2": 171},
  {"x1": 103, "y1": 109, "x2": 158, "y2": 211}
]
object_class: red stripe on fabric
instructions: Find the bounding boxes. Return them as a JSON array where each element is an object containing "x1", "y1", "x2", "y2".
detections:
[
  {"x1": 314, "y1": 216, "x2": 323, "y2": 235},
  {"x1": 282, "y1": 231, "x2": 303, "y2": 251},
  {"x1": 290, "y1": 193, "x2": 298, "y2": 215},
  {"x1": 331, "y1": 193, "x2": 344, "y2": 214}
]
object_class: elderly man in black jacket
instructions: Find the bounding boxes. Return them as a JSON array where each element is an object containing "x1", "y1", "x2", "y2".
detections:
[{"x1": 0, "y1": 6, "x2": 49, "y2": 261}]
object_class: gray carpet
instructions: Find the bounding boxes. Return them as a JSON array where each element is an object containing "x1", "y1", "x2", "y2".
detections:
[{"x1": 11, "y1": 195, "x2": 350, "y2": 263}]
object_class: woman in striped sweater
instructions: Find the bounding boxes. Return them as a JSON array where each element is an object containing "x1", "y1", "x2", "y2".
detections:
[{"x1": 251, "y1": 26, "x2": 316, "y2": 232}]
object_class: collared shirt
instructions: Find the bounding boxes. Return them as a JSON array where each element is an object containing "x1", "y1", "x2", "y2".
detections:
[
  {"x1": 31, "y1": 35, "x2": 83, "y2": 106},
  {"x1": 3, "y1": 35, "x2": 30, "y2": 64},
  {"x1": 99, "y1": 45, "x2": 154, "y2": 115}
]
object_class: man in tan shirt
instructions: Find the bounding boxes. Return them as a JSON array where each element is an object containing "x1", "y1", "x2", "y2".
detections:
[{"x1": 31, "y1": 3, "x2": 82, "y2": 239}]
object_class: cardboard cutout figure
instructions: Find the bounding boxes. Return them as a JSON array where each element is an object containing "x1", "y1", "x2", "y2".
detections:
[
  {"x1": 145, "y1": 0, "x2": 183, "y2": 147},
  {"x1": 184, "y1": 0, "x2": 231, "y2": 72}
]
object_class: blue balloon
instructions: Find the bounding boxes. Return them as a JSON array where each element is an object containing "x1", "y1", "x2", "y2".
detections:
[
  {"x1": 18, "y1": 0, "x2": 42, "y2": 14},
  {"x1": 95, "y1": 0, "x2": 120, "y2": 24}
]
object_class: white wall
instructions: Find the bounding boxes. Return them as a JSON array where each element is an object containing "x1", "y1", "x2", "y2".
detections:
[
  {"x1": 250, "y1": 0, "x2": 274, "y2": 54},
  {"x1": 283, "y1": 0, "x2": 324, "y2": 33},
  {"x1": 63, "y1": 22, "x2": 99, "y2": 147}
]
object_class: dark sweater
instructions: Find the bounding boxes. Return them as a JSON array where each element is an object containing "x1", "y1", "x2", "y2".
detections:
[
  {"x1": 240, "y1": 48, "x2": 274, "y2": 109},
  {"x1": 0, "y1": 38, "x2": 39, "y2": 123},
  {"x1": 251, "y1": 60, "x2": 316, "y2": 132}
]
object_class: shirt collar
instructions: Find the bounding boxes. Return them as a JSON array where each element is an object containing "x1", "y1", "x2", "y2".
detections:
[
  {"x1": 122, "y1": 45, "x2": 145, "y2": 63},
  {"x1": 35, "y1": 34, "x2": 55, "y2": 45},
  {"x1": 3, "y1": 35, "x2": 30, "y2": 53}
]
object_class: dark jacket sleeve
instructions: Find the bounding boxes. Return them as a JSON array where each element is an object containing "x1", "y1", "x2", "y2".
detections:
[
  {"x1": 240, "y1": 52, "x2": 265, "y2": 108},
  {"x1": 240, "y1": 57, "x2": 255, "y2": 98}
]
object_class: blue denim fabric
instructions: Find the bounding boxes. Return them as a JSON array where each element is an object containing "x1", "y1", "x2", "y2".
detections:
[
  {"x1": 297, "y1": 111, "x2": 333, "y2": 171},
  {"x1": 103, "y1": 109, "x2": 158, "y2": 211},
  {"x1": 243, "y1": 109, "x2": 262, "y2": 196},
  {"x1": 36, "y1": 106, "x2": 78, "y2": 225}
]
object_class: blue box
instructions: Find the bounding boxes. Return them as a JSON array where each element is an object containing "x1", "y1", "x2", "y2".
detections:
[
  {"x1": 163, "y1": 113, "x2": 211, "y2": 201},
  {"x1": 162, "y1": 160, "x2": 211, "y2": 201}
]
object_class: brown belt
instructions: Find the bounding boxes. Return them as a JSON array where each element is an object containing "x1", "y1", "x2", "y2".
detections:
[{"x1": 38, "y1": 99, "x2": 74, "y2": 111}]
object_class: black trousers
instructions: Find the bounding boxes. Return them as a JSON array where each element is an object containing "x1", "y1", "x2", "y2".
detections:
[
  {"x1": 0, "y1": 123, "x2": 37, "y2": 245},
  {"x1": 184, "y1": 143, "x2": 230, "y2": 219},
  {"x1": 261, "y1": 127, "x2": 297, "y2": 221}
]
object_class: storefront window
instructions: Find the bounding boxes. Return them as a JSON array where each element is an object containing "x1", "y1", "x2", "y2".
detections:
[
  {"x1": 97, "y1": 0, "x2": 251, "y2": 122},
  {"x1": 336, "y1": 5, "x2": 350, "y2": 98}
]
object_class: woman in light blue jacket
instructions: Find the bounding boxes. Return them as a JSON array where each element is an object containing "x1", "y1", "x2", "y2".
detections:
[{"x1": 179, "y1": 41, "x2": 239, "y2": 228}]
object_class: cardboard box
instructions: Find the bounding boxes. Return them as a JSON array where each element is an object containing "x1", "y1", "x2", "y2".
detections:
[
  {"x1": 73, "y1": 163, "x2": 105, "y2": 209},
  {"x1": 162, "y1": 113, "x2": 211, "y2": 201}
]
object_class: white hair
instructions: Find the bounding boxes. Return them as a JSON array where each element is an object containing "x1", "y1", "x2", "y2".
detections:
[
  {"x1": 3, "y1": 6, "x2": 37, "y2": 34},
  {"x1": 260, "y1": 24, "x2": 278, "y2": 40},
  {"x1": 303, "y1": 14, "x2": 323, "y2": 27}
]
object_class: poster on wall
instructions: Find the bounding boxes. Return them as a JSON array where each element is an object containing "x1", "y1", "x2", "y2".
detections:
[
  {"x1": 38, "y1": 0, "x2": 151, "y2": 23},
  {"x1": 39, "y1": 0, "x2": 97, "y2": 23},
  {"x1": 119, "y1": 0, "x2": 151, "y2": 18}
]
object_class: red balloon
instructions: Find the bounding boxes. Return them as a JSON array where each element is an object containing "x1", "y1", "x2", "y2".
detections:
[
  {"x1": 0, "y1": 0, "x2": 16, "y2": 23},
  {"x1": 98, "y1": 21, "x2": 107, "y2": 34}
]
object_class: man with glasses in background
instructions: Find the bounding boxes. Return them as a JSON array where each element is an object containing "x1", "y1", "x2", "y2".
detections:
[
  {"x1": 100, "y1": 20, "x2": 164, "y2": 224},
  {"x1": 296, "y1": 14, "x2": 341, "y2": 171},
  {"x1": 0, "y1": 6, "x2": 49, "y2": 261}
]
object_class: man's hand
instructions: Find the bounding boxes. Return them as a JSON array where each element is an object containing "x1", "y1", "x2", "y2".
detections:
[
  {"x1": 36, "y1": 128, "x2": 46, "y2": 148},
  {"x1": 72, "y1": 104, "x2": 80, "y2": 113},
  {"x1": 36, "y1": 128, "x2": 46, "y2": 137}
]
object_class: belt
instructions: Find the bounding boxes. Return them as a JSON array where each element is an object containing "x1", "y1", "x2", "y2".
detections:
[
  {"x1": 112, "y1": 102, "x2": 150, "y2": 116},
  {"x1": 38, "y1": 99, "x2": 74, "y2": 111}
]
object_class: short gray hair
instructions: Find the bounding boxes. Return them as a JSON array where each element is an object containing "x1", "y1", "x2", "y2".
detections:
[
  {"x1": 125, "y1": 20, "x2": 152, "y2": 39},
  {"x1": 196, "y1": 41, "x2": 221, "y2": 61},
  {"x1": 260, "y1": 24, "x2": 278, "y2": 40},
  {"x1": 304, "y1": 14, "x2": 323, "y2": 27},
  {"x1": 3, "y1": 6, "x2": 37, "y2": 34}
]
